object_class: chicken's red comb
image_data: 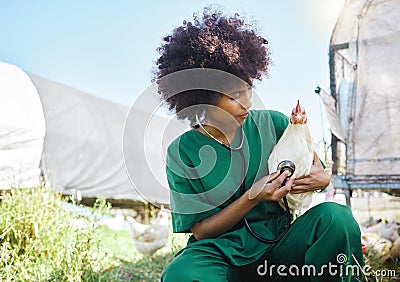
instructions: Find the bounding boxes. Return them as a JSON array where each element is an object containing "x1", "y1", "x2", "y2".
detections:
[{"x1": 295, "y1": 100, "x2": 301, "y2": 114}]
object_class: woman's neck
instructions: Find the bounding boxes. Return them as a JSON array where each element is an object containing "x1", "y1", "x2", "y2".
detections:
[{"x1": 198, "y1": 123, "x2": 238, "y2": 146}]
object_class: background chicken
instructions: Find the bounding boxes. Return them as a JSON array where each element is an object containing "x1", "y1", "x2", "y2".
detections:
[
  {"x1": 126, "y1": 206, "x2": 169, "y2": 255},
  {"x1": 268, "y1": 100, "x2": 315, "y2": 215},
  {"x1": 360, "y1": 218, "x2": 400, "y2": 261}
]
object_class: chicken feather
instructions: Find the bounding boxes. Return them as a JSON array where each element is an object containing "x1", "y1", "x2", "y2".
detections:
[
  {"x1": 127, "y1": 206, "x2": 169, "y2": 255},
  {"x1": 268, "y1": 100, "x2": 315, "y2": 216}
]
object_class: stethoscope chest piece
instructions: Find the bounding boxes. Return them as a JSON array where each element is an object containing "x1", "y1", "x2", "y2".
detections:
[
  {"x1": 243, "y1": 159, "x2": 295, "y2": 243},
  {"x1": 277, "y1": 160, "x2": 295, "y2": 177}
]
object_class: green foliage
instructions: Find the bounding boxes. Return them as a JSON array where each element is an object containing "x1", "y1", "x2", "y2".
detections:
[
  {"x1": 1, "y1": 186, "x2": 398, "y2": 281},
  {"x1": 0, "y1": 186, "x2": 186, "y2": 281},
  {"x1": 0, "y1": 186, "x2": 109, "y2": 281},
  {"x1": 362, "y1": 250, "x2": 400, "y2": 282}
]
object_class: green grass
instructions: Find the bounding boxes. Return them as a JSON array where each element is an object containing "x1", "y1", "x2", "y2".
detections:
[
  {"x1": 362, "y1": 250, "x2": 400, "y2": 282},
  {"x1": 0, "y1": 186, "x2": 186, "y2": 281},
  {"x1": 93, "y1": 226, "x2": 187, "y2": 281},
  {"x1": 0, "y1": 186, "x2": 398, "y2": 281}
]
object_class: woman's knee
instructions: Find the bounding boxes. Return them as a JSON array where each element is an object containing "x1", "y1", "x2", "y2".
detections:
[
  {"x1": 161, "y1": 249, "x2": 237, "y2": 282},
  {"x1": 161, "y1": 253, "x2": 195, "y2": 282},
  {"x1": 306, "y1": 202, "x2": 361, "y2": 237}
]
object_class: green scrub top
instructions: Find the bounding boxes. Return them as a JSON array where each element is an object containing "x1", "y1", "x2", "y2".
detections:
[{"x1": 166, "y1": 110, "x2": 290, "y2": 266}]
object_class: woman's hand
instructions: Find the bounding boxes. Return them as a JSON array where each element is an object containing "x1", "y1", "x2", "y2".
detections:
[
  {"x1": 190, "y1": 169, "x2": 294, "y2": 240},
  {"x1": 250, "y1": 170, "x2": 295, "y2": 202},
  {"x1": 290, "y1": 152, "x2": 331, "y2": 194}
]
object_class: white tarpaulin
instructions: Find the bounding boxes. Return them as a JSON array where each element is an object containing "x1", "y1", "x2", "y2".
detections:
[
  {"x1": 330, "y1": 0, "x2": 400, "y2": 181},
  {"x1": 0, "y1": 62, "x2": 45, "y2": 187},
  {"x1": 0, "y1": 61, "x2": 171, "y2": 203},
  {"x1": 319, "y1": 88, "x2": 345, "y2": 142}
]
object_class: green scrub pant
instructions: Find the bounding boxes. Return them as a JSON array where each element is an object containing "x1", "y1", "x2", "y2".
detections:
[{"x1": 161, "y1": 202, "x2": 364, "y2": 282}]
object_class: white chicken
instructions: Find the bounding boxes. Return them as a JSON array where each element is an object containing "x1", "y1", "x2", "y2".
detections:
[
  {"x1": 360, "y1": 218, "x2": 400, "y2": 261},
  {"x1": 390, "y1": 237, "x2": 400, "y2": 261},
  {"x1": 361, "y1": 232, "x2": 393, "y2": 261},
  {"x1": 268, "y1": 100, "x2": 315, "y2": 215},
  {"x1": 126, "y1": 206, "x2": 170, "y2": 255}
]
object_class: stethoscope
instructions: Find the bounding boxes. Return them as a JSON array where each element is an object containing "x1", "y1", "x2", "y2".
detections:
[{"x1": 194, "y1": 118, "x2": 293, "y2": 243}]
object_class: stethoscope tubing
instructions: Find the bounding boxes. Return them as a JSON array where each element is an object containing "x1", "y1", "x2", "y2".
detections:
[
  {"x1": 194, "y1": 122, "x2": 292, "y2": 243},
  {"x1": 239, "y1": 148, "x2": 291, "y2": 243}
]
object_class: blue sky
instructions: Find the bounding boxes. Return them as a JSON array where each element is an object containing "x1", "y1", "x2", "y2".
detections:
[{"x1": 0, "y1": 0, "x2": 344, "y2": 144}]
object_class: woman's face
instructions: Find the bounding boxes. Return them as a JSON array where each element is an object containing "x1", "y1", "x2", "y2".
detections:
[{"x1": 207, "y1": 83, "x2": 252, "y2": 127}]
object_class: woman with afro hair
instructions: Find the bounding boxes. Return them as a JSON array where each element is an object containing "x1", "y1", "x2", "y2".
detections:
[{"x1": 156, "y1": 8, "x2": 363, "y2": 282}]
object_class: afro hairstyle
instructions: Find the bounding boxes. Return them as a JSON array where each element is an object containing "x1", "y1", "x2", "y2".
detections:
[{"x1": 154, "y1": 7, "x2": 271, "y2": 125}]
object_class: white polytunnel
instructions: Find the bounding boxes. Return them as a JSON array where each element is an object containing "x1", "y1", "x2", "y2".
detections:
[
  {"x1": 328, "y1": 0, "x2": 400, "y2": 191},
  {"x1": 0, "y1": 62, "x2": 45, "y2": 188},
  {"x1": 0, "y1": 61, "x2": 171, "y2": 204}
]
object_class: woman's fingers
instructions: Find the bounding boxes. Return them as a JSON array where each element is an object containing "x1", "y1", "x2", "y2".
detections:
[
  {"x1": 312, "y1": 151, "x2": 318, "y2": 164},
  {"x1": 248, "y1": 170, "x2": 281, "y2": 200},
  {"x1": 265, "y1": 171, "x2": 293, "y2": 200},
  {"x1": 282, "y1": 175, "x2": 295, "y2": 190},
  {"x1": 291, "y1": 152, "x2": 329, "y2": 193},
  {"x1": 254, "y1": 170, "x2": 299, "y2": 201},
  {"x1": 275, "y1": 176, "x2": 293, "y2": 197},
  {"x1": 291, "y1": 177, "x2": 314, "y2": 193},
  {"x1": 267, "y1": 170, "x2": 289, "y2": 189},
  {"x1": 267, "y1": 170, "x2": 282, "y2": 181},
  {"x1": 290, "y1": 187, "x2": 306, "y2": 194}
]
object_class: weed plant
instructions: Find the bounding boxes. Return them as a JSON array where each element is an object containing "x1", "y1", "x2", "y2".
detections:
[
  {"x1": 3, "y1": 187, "x2": 396, "y2": 281},
  {"x1": 0, "y1": 186, "x2": 109, "y2": 281},
  {"x1": 0, "y1": 186, "x2": 186, "y2": 281}
]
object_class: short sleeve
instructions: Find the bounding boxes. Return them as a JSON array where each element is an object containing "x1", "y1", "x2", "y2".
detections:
[
  {"x1": 268, "y1": 110, "x2": 289, "y2": 141},
  {"x1": 166, "y1": 139, "x2": 222, "y2": 233}
]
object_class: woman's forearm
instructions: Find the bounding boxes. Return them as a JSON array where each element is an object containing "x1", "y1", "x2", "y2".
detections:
[
  {"x1": 190, "y1": 171, "x2": 292, "y2": 240},
  {"x1": 190, "y1": 189, "x2": 259, "y2": 240}
]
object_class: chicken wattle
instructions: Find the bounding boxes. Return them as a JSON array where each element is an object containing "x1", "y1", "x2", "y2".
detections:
[{"x1": 268, "y1": 100, "x2": 315, "y2": 216}]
